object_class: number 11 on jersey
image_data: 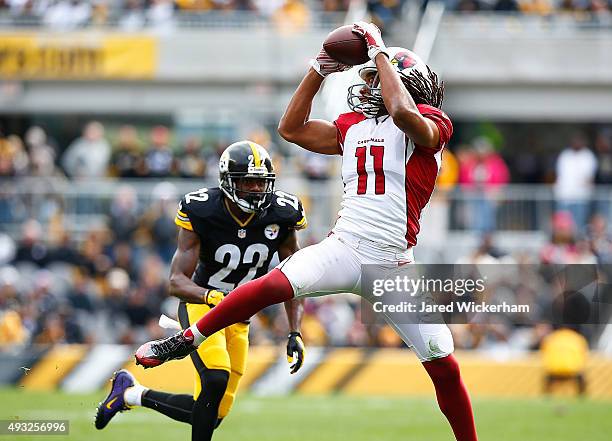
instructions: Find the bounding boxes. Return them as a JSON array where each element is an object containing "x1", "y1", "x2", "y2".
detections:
[{"x1": 355, "y1": 145, "x2": 385, "y2": 195}]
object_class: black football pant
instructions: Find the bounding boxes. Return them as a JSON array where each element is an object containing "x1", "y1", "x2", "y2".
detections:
[{"x1": 141, "y1": 368, "x2": 228, "y2": 441}]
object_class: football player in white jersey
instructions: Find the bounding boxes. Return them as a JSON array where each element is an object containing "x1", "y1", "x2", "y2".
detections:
[{"x1": 136, "y1": 22, "x2": 477, "y2": 441}]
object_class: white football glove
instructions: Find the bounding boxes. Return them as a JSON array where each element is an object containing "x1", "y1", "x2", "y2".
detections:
[
  {"x1": 310, "y1": 48, "x2": 351, "y2": 78},
  {"x1": 352, "y1": 21, "x2": 388, "y2": 60}
]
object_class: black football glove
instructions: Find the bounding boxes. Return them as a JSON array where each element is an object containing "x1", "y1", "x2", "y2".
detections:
[
  {"x1": 204, "y1": 289, "x2": 228, "y2": 307},
  {"x1": 286, "y1": 331, "x2": 306, "y2": 374}
]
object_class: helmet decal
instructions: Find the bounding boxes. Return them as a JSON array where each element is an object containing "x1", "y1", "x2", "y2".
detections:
[
  {"x1": 391, "y1": 51, "x2": 417, "y2": 70},
  {"x1": 348, "y1": 48, "x2": 442, "y2": 116},
  {"x1": 219, "y1": 151, "x2": 230, "y2": 173}
]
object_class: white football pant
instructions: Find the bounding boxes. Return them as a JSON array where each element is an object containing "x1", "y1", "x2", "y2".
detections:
[{"x1": 277, "y1": 231, "x2": 454, "y2": 361}]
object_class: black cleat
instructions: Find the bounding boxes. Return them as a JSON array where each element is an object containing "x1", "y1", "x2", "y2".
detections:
[{"x1": 135, "y1": 331, "x2": 196, "y2": 368}]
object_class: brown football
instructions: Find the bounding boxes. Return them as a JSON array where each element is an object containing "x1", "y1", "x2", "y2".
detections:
[{"x1": 323, "y1": 25, "x2": 369, "y2": 66}]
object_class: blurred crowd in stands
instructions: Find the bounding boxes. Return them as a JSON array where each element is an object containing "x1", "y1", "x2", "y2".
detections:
[
  {"x1": 0, "y1": 209, "x2": 609, "y2": 350},
  {"x1": 1, "y1": 0, "x2": 610, "y2": 32},
  {"x1": 0, "y1": 0, "x2": 333, "y2": 31},
  {"x1": 2, "y1": 119, "x2": 612, "y2": 232},
  {"x1": 1, "y1": 119, "x2": 612, "y2": 351},
  {"x1": 0, "y1": 122, "x2": 231, "y2": 180},
  {"x1": 3, "y1": 120, "x2": 612, "y2": 182},
  {"x1": 453, "y1": 0, "x2": 612, "y2": 15},
  {"x1": 437, "y1": 129, "x2": 612, "y2": 234},
  {"x1": 0, "y1": 213, "x2": 405, "y2": 348},
  {"x1": 0, "y1": 1, "x2": 409, "y2": 33}
]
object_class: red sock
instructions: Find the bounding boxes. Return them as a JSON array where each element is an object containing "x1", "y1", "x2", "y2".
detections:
[
  {"x1": 422, "y1": 354, "x2": 478, "y2": 441},
  {"x1": 187, "y1": 268, "x2": 294, "y2": 338}
]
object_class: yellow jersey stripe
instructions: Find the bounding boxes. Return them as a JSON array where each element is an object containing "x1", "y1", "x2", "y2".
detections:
[
  {"x1": 177, "y1": 209, "x2": 188, "y2": 218},
  {"x1": 176, "y1": 213, "x2": 190, "y2": 222},
  {"x1": 248, "y1": 141, "x2": 261, "y2": 167},
  {"x1": 175, "y1": 217, "x2": 193, "y2": 231},
  {"x1": 294, "y1": 216, "x2": 307, "y2": 230}
]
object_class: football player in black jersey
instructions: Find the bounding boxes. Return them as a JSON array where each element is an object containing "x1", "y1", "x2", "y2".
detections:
[{"x1": 95, "y1": 141, "x2": 307, "y2": 441}]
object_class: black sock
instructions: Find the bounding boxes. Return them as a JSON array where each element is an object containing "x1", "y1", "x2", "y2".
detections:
[
  {"x1": 142, "y1": 390, "x2": 194, "y2": 424},
  {"x1": 191, "y1": 369, "x2": 229, "y2": 441}
]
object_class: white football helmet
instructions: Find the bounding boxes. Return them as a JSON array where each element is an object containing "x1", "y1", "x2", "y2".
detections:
[{"x1": 347, "y1": 47, "x2": 438, "y2": 118}]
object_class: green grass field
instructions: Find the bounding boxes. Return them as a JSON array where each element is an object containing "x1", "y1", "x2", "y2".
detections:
[{"x1": 0, "y1": 388, "x2": 609, "y2": 441}]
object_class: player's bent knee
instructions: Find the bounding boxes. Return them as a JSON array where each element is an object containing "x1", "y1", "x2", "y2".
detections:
[
  {"x1": 217, "y1": 368, "x2": 244, "y2": 418},
  {"x1": 229, "y1": 340, "x2": 249, "y2": 376},
  {"x1": 433, "y1": 329, "x2": 455, "y2": 359},
  {"x1": 261, "y1": 268, "x2": 291, "y2": 294},
  {"x1": 414, "y1": 324, "x2": 455, "y2": 362},
  {"x1": 217, "y1": 390, "x2": 236, "y2": 419},
  {"x1": 229, "y1": 363, "x2": 245, "y2": 379},
  {"x1": 196, "y1": 369, "x2": 229, "y2": 402}
]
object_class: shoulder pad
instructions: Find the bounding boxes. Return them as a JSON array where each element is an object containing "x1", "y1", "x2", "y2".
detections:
[
  {"x1": 334, "y1": 112, "x2": 366, "y2": 152},
  {"x1": 176, "y1": 187, "x2": 222, "y2": 226},
  {"x1": 270, "y1": 190, "x2": 307, "y2": 230}
]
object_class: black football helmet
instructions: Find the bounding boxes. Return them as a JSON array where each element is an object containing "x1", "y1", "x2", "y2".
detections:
[{"x1": 219, "y1": 140, "x2": 275, "y2": 213}]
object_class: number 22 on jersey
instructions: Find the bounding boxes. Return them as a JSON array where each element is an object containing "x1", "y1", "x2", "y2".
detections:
[{"x1": 208, "y1": 243, "x2": 269, "y2": 291}]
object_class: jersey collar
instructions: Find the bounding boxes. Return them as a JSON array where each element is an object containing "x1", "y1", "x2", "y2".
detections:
[{"x1": 224, "y1": 199, "x2": 256, "y2": 227}]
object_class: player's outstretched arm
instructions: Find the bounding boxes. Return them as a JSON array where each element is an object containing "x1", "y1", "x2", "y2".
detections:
[
  {"x1": 168, "y1": 227, "x2": 209, "y2": 304},
  {"x1": 278, "y1": 68, "x2": 339, "y2": 155},
  {"x1": 375, "y1": 52, "x2": 440, "y2": 148},
  {"x1": 285, "y1": 298, "x2": 305, "y2": 373},
  {"x1": 352, "y1": 22, "x2": 440, "y2": 148},
  {"x1": 278, "y1": 230, "x2": 306, "y2": 373},
  {"x1": 278, "y1": 231, "x2": 304, "y2": 335}
]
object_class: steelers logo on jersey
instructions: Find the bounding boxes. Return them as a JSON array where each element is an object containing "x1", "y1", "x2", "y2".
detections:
[{"x1": 264, "y1": 224, "x2": 280, "y2": 240}]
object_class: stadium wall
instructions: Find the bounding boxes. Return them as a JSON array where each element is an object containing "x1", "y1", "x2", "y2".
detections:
[
  {"x1": 3, "y1": 346, "x2": 612, "y2": 399},
  {"x1": 2, "y1": 18, "x2": 612, "y2": 119}
]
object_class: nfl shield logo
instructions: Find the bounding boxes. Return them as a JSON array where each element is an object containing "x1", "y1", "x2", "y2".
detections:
[{"x1": 238, "y1": 229, "x2": 247, "y2": 239}]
